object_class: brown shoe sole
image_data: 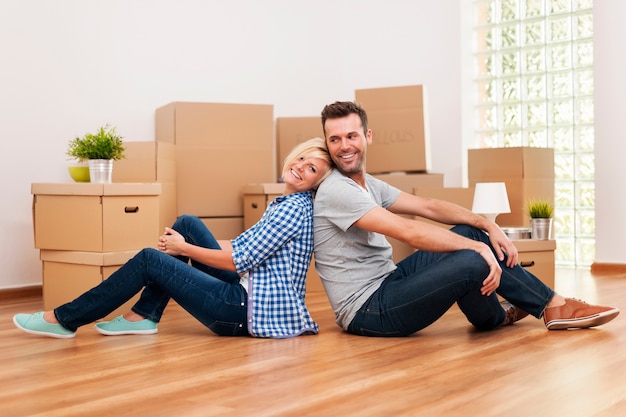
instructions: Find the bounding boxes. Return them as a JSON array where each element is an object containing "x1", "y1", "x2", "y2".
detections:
[{"x1": 545, "y1": 308, "x2": 620, "y2": 330}]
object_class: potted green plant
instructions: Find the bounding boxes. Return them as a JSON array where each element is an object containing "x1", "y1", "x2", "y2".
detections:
[
  {"x1": 527, "y1": 198, "x2": 554, "y2": 240},
  {"x1": 67, "y1": 125, "x2": 126, "y2": 183}
]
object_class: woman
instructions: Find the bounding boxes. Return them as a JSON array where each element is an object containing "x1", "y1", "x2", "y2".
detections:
[{"x1": 14, "y1": 137, "x2": 332, "y2": 339}]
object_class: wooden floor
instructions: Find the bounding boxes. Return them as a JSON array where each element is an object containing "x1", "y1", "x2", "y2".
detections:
[{"x1": 2, "y1": 268, "x2": 626, "y2": 417}]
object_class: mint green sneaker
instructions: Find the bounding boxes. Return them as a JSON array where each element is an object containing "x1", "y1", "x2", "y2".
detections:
[
  {"x1": 13, "y1": 312, "x2": 76, "y2": 339},
  {"x1": 94, "y1": 315, "x2": 158, "y2": 335}
]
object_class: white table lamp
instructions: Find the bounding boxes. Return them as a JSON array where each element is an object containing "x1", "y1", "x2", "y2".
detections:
[{"x1": 472, "y1": 182, "x2": 511, "y2": 223}]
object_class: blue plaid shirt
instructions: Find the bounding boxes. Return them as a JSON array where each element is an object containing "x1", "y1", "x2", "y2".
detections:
[{"x1": 231, "y1": 191, "x2": 319, "y2": 338}]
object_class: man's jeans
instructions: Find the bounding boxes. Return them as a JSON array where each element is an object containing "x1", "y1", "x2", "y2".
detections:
[
  {"x1": 348, "y1": 225, "x2": 555, "y2": 337},
  {"x1": 54, "y1": 215, "x2": 249, "y2": 336}
]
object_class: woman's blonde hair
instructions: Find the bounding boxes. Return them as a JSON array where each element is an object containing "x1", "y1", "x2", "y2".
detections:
[{"x1": 282, "y1": 137, "x2": 333, "y2": 187}]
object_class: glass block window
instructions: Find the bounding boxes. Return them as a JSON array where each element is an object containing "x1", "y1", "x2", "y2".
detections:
[{"x1": 473, "y1": 0, "x2": 594, "y2": 266}]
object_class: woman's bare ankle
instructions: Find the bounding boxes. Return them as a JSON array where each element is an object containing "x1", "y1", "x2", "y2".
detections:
[
  {"x1": 43, "y1": 311, "x2": 59, "y2": 324},
  {"x1": 123, "y1": 311, "x2": 146, "y2": 322}
]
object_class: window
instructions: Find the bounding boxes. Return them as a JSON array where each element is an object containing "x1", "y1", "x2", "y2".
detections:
[{"x1": 473, "y1": 0, "x2": 594, "y2": 266}]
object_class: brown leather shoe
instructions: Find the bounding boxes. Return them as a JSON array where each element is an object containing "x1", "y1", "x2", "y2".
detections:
[
  {"x1": 501, "y1": 301, "x2": 529, "y2": 326},
  {"x1": 543, "y1": 298, "x2": 620, "y2": 330}
]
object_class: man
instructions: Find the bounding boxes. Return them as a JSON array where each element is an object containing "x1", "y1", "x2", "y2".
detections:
[{"x1": 313, "y1": 100, "x2": 619, "y2": 336}]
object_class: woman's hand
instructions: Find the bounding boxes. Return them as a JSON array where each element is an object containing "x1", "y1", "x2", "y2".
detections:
[{"x1": 158, "y1": 227, "x2": 186, "y2": 256}]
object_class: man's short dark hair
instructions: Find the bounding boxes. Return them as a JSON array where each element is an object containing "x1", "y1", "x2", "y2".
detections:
[{"x1": 321, "y1": 101, "x2": 368, "y2": 137}]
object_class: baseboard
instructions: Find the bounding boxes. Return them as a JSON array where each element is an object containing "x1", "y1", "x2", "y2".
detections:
[
  {"x1": 590, "y1": 262, "x2": 626, "y2": 275},
  {"x1": 0, "y1": 285, "x2": 42, "y2": 301}
]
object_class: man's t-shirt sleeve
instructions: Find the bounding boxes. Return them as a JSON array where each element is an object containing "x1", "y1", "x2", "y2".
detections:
[{"x1": 315, "y1": 173, "x2": 380, "y2": 232}]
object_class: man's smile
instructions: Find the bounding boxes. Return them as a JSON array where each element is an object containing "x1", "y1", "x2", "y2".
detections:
[{"x1": 339, "y1": 153, "x2": 356, "y2": 160}]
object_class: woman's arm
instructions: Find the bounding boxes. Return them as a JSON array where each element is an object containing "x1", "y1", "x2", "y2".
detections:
[
  {"x1": 158, "y1": 228, "x2": 237, "y2": 272},
  {"x1": 158, "y1": 197, "x2": 306, "y2": 274},
  {"x1": 231, "y1": 199, "x2": 305, "y2": 273}
]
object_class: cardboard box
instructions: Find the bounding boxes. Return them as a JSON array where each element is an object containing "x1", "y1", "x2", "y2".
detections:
[
  {"x1": 468, "y1": 147, "x2": 554, "y2": 179},
  {"x1": 156, "y1": 181, "x2": 178, "y2": 232},
  {"x1": 113, "y1": 141, "x2": 176, "y2": 183},
  {"x1": 32, "y1": 183, "x2": 161, "y2": 252},
  {"x1": 155, "y1": 102, "x2": 275, "y2": 217},
  {"x1": 498, "y1": 179, "x2": 554, "y2": 227},
  {"x1": 176, "y1": 146, "x2": 274, "y2": 217},
  {"x1": 355, "y1": 85, "x2": 431, "y2": 174},
  {"x1": 155, "y1": 101, "x2": 274, "y2": 147},
  {"x1": 373, "y1": 172, "x2": 444, "y2": 193},
  {"x1": 468, "y1": 147, "x2": 554, "y2": 227},
  {"x1": 241, "y1": 183, "x2": 285, "y2": 229},
  {"x1": 113, "y1": 141, "x2": 177, "y2": 232},
  {"x1": 304, "y1": 256, "x2": 325, "y2": 293},
  {"x1": 414, "y1": 187, "x2": 475, "y2": 209},
  {"x1": 413, "y1": 187, "x2": 476, "y2": 228},
  {"x1": 386, "y1": 233, "x2": 416, "y2": 264},
  {"x1": 40, "y1": 250, "x2": 141, "y2": 320},
  {"x1": 275, "y1": 117, "x2": 324, "y2": 179},
  {"x1": 512, "y1": 239, "x2": 556, "y2": 289},
  {"x1": 199, "y1": 217, "x2": 245, "y2": 240}
]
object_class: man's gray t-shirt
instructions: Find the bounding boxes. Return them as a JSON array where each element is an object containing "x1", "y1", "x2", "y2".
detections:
[{"x1": 313, "y1": 170, "x2": 401, "y2": 330}]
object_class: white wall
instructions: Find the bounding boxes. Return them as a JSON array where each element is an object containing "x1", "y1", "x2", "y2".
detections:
[
  {"x1": 0, "y1": 0, "x2": 463, "y2": 289},
  {"x1": 594, "y1": 0, "x2": 626, "y2": 265},
  {"x1": 3, "y1": 1, "x2": 623, "y2": 291}
]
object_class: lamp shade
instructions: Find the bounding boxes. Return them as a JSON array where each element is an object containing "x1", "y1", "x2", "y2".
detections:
[{"x1": 472, "y1": 182, "x2": 511, "y2": 222}]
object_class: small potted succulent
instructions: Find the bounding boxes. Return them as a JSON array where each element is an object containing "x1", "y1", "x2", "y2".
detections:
[
  {"x1": 527, "y1": 198, "x2": 554, "y2": 240},
  {"x1": 67, "y1": 125, "x2": 126, "y2": 183}
]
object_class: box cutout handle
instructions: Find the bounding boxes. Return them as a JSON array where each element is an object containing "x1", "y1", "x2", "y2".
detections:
[
  {"x1": 520, "y1": 260, "x2": 535, "y2": 268},
  {"x1": 124, "y1": 206, "x2": 139, "y2": 213}
]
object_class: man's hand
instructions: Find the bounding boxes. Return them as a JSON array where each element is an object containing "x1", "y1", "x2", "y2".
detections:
[
  {"x1": 475, "y1": 242, "x2": 502, "y2": 296},
  {"x1": 485, "y1": 224, "x2": 518, "y2": 268}
]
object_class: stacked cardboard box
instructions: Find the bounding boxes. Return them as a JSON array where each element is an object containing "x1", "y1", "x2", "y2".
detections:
[
  {"x1": 355, "y1": 85, "x2": 431, "y2": 174},
  {"x1": 373, "y1": 172, "x2": 443, "y2": 192},
  {"x1": 468, "y1": 147, "x2": 554, "y2": 228},
  {"x1": 155, "y1": 101, "x2": 275, "y2": 223},
  {"x1": 241, "y1": 183, "x2": 286, "y2": 230},
  {"x1": 275, "y1": 85, "x2": 432, "y2": 176},
  {"x1": 39, "y1": 249, "x2": 141, "y2": 319},
  {"x1": 413, "y1": 187, "x2": 476, "y2": 229},
  {"x1": 275, "y1": 117, "x2": 324, "y2": 180},
  {"x1": 113, "y1": 140, "x2": 177, "y2": 233},
  {"x1": 31, "y1": 182, "x2": 161, "y2": 318}
]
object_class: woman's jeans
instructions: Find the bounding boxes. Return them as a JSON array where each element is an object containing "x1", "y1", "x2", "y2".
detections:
[
  {"x1": 348, "y1": 225, "x2": 555, "y2": 337},
  {"x1": 54, "y1": 215, "x2": 249, "y2": 336}
]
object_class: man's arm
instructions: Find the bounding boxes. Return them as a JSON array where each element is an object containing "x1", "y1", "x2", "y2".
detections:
[
  {"x1": 354, "y1": 204, "x2": 488, "y2": 256},
  {"x1": 388, "y1": 191, "x2": 486, "y2": 228},
  {"x1": 386, "y1": 191, "x2": 518, "y2": 268},
  {"x1": 353, "y1": 206, "x2": 502, "y2": 296}
]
